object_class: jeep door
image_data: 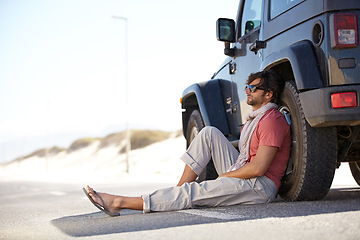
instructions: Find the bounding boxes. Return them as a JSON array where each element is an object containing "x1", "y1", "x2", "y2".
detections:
[{"x1": 231, "y1": 0, "x2": 264, "y2": 126}]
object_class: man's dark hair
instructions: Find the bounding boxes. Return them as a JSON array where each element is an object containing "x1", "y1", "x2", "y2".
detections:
[{"x1": 246, "y1": 69, "x2": 285, "y2": 104}]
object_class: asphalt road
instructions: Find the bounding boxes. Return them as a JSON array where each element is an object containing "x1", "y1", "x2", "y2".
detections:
[{"x1": 0, "y1": 179, "x2": 359, "y2": 240}]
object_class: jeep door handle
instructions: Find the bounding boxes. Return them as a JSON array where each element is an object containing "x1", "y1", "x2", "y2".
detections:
[
  {"x1": 229, "y1": 62, "x2": 236, "y2": 74},
  {"x1": 249, "y1": 40, "x2": 266, "y2": 54},
  {"x1": 226, "y1": 102, "x2": 239, "y2": 114}
]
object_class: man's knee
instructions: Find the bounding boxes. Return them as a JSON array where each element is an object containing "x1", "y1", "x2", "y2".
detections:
[
  {"x1": 199, "y1": 126, "x2": 215, "y2": 134},
  {"x1": 199, "y1": 126, "x2": 217, "y2": 137},
  {"x1": 198, "y1": 126, "x2": 222, "y2": 141}
]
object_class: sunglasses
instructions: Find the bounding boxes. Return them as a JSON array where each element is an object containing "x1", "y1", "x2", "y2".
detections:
[{"x1": 245, "y1": 84, "x2": 266, "y2": 93}]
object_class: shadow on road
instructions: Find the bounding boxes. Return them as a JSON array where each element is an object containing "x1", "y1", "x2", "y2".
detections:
[{"x1": 51, "y1": 187, "x2": 360, "y2": 237}]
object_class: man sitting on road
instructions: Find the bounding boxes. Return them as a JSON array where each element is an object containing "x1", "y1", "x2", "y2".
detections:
[{"x1": 83, "y1": 70, "x2": 291, "y2": 216}]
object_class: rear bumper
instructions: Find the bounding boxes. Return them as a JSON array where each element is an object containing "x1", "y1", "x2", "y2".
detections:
[{"x1": 299, "y1": 85, "x2": 360, "y2": 127}]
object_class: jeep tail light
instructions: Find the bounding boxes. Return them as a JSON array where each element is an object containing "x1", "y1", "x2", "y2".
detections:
[
  {"x1": 331, "y1": 92, "x2": 357, "y2": 109},
  {"x1": 331, "y1": 13, "x2": 359, "y2": 48}
]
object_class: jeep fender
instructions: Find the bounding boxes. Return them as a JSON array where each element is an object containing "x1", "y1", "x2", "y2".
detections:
[
  {"x1": 181, "y1": 80, "x2": 230, "y2": 137},
  {"x1": 262, "y1": 40, "x2": 323, "y2": 91}
]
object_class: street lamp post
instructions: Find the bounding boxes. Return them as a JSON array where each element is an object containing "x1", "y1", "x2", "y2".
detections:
[{"x1": 112, "y1": 16, "x2": 131, "y2": 173}]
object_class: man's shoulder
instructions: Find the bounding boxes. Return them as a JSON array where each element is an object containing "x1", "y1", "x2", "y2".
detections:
[
  {"x1": 262, "y1": 108, "x2": 284, "y2": 121},
  {"x1": 259, "y1": 108, "x2": 289, "y2": 129},
  {"x1": 257, "y1": 108, "x2": 290, "y2": 140}
]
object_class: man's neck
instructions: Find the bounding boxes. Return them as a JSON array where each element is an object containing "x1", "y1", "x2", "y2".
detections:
[{"x1": 252, "y1": 101, "x2": 271, "y2": 111}]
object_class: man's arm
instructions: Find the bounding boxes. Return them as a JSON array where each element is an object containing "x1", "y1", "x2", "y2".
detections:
[{"x1": 218, "y1": 145, "x2": 278, "y2": 179}]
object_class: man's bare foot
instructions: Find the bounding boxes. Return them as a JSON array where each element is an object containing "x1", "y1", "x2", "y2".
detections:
[{"x1": 85, "y1": 185, "x2": 122, "y2": 215}]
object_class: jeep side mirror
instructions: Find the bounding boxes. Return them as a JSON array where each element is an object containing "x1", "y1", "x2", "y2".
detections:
[
  {"x1": 216, "y1": 18, "x2": 235, "y2": 43},
  {"x1": 216, "y1": 18, "x2": 236, "y2": 56}
]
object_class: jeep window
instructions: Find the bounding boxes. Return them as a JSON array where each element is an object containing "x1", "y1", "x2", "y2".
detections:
[
  {"x1": 240, "y1": 0, "x2": 262, "y2": 37},
  {"x1": 270, "y1": 0, "x2": 305, "y2": 19}
]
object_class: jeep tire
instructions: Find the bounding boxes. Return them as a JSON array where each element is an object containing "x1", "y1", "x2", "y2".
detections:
[
  {"x1": 279, "y1": 81, "x2": 337, "y2": 201},
  {"x1": 185, "y1": 109, "x2": 218, "y2": 182},
  {"x1": 186, "y1": 109, "x2": 204, "y2": 148},
  {"x1": 349, "y1": 162, "x2": 360, "y2": 185}
]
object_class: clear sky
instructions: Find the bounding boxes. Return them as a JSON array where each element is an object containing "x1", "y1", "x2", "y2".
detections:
[{"x1": 0, "y1": 0, "x2": 238, "y2": 163}]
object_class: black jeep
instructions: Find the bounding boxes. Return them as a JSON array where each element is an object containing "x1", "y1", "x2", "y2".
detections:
[{"x1": 180, "y1": 0, "x2": 360, "y2": 201}]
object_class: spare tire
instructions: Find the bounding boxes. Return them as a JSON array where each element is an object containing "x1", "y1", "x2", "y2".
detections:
[{"x1": 279, "y1": 81, "x2": 337, "y2": 201}]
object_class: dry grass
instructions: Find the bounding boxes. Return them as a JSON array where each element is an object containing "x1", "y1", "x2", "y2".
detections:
[
  {"x1": 99, "y1": 129, "x2": 174, "y2": 152},
  {"x1": 98, "y1": 132, "x2": 126, "y2": 148},
  {"x1": 10, "y1": 129, "x2": 181, "y2": 164},
  {"x1": 14, "y1": 146, "x2": 66, "y2": 162},
  {"x1": 128, "y1": 129, "x2": 172, "y2": 151},
  {"x1": 67, "y1": 137, "x2": 99, "y2": 153}
]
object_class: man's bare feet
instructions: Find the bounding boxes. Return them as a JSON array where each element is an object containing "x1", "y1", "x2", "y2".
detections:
[{"x1": 85, "y1": 185, "x2": 122, "y2": 215}]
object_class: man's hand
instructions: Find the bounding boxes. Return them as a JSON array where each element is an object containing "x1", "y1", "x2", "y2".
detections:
[{"x1": 218, "y1": 145, "x2": 278, "y2": 179}]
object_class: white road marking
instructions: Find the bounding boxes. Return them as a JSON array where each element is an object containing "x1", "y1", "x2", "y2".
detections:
[
  {"x1": 49, "y1": 191, "x2": 66, "y2": 196},
  {"x1": 177, "y1": 209, "x2": 245, "y2": 220}
]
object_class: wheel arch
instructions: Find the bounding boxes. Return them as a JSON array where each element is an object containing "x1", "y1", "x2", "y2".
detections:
[
  {"x1": 262, "y1": 40, "x2": 324, "y2": 91},
  {"x1": 181, "y1": 80, "x2": 230, "y2": 139}
]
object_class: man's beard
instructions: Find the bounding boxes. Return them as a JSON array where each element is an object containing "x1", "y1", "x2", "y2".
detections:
[{"x1": 247, "y1": 92, "x2": 265, "y2": 106}]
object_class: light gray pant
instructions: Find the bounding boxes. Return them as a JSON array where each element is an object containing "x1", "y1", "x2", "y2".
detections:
[{"x1": 142, "y1": 126, "x2": 277, "y2": 213}]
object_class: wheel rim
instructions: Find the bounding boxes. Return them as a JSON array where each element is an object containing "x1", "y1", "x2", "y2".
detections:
[
  {"x1": 189, "y1": 126, "x2": 199, "y2": 143},
  {"x1": 279, "y1": 106, "x2": 291, "y2": 125},
  {"x1": 279, "y1": 106, "x2": 295, "y2": 179},
  {"x1": 278, "y1": 105, "x2": 300, "y2": 192}
]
